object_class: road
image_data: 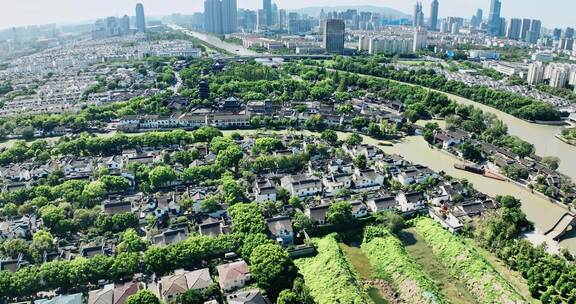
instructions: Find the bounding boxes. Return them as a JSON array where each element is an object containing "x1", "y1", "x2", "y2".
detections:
[{"x1": 167, "y1": 24, "x2": 259, "y2": 56}]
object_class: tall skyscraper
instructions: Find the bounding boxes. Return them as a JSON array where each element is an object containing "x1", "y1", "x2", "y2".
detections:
[
  {"x1": 263, "y1": 0, "x2": 272, "y2": 26},
  {"x1": 506, "y1": 18, "x2": 521, "y2": 40},
  {"x1": 553, "y1": 28, "x2": 562, "y2": 40},
  {"x1": 204, "y1": 0, "x2": 237, "y2": 34},
  {"x1": 487, "y1": 0, "x2": 502, "y2": 36},
  {"x1": 429, "y1": 0, "x2": 439, "y2": 31},
  {"x1": 271, "y1": 3, "x2": 279, "y2": 26},
  {"x1": 221, "y1": 0, "x2": 238, "y2": 34},
  {"x1": 527, "y1": 19, "x2": 541, "y2": 44},
  {"x1": 564, "y1": 27, "x2": 575, "y2": 39},
  {"x1": 120, "y1": 15, "x2": 130, "y2": 35},
  {"x1": 471, "y1": 9, "x2": 483, "y2": 28},
  {"x1": 279, "y1": 9, "x2": 287, "y2": 30},
  {"x1": 323, "y1": 19, "x2": 345, "y2": 54},
  {"x1": 520, "y1": 18, "x2": 531, "y2": 41},
  {"x1": 135, "y1": 3, "x2": 146, "y2": 33},
  {"x1": 413, "y1": 2, "x2": 424, "y2": 27},
  {"x1": 204, "y1": 0, "x2": 223, "y2": 34}
]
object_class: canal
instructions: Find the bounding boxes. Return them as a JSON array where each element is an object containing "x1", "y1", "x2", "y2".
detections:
[
  {"x1": 339, "y1": 69, "x2": 576, "y2": 181},
  {"x1": 374, "y1": 136, "x2": 576, "y2": 253},
  {"x1": 444, "y1": 92, "x2": 576, "y2": 181}
]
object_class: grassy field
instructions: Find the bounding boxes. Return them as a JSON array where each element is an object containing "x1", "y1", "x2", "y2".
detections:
[
  {"x1": 294, "y1": 234, "x2": 374, "y2": 304},
  {"x1": 412, "y1": 218, "x2": 526, "y2": 303},
  {"x1": 361, "y1": 226, "x2": 449, "y2": 304},
  {"x1": 463, "y1": 239, "x2": 541, "y2": 304},
  {"x1": 400, "y1": 228, "x2": 479, "y2": 304}
]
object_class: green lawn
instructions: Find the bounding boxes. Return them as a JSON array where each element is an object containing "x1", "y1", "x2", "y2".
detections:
[
  {"x1": 399, "y1": 228, "x2": 479, "y2": 304},
  {"x1": 463, "y1": 239, "x2": 541, "y2": 304}
]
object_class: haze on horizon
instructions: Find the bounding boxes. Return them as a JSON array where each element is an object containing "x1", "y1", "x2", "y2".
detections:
[{"x1": 0, "y1": 0, "x2": 574, "y2": 30}]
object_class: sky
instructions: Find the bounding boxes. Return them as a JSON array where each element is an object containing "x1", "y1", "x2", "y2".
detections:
[{"x1": 0, "y1": 0, "x2": 574, "y2": 30}]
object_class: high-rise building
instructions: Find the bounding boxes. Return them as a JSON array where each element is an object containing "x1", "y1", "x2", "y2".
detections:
[
  {"x1": 135, "y1": 3, "x2": 146, "y2": 33},
  {"x1": 527, "y1": 19, "x2": 541, "y2": 44},
  {"x1": 487, "y1": 0, "x2": 502, "y2": 36},
  {"x1": 499, "y1": 17, "x2": 507, "y2": 37},
  {"x1": 238, "y1": 9, "x2": 257, "y2": 32},
  {"x1": 204, "y1": 0, "x2": 237, "y2": 34},
  {"x1": 471, "y1": 9, "x2": 483, "y2": 28},
  {"x1": 221, "y1": 0, "x2": 238, "y2": 34},
  {"x1": 279, "y1": 9, "x2": 287, "y2": 30},
  {"x1": 413, "y1": 27, "x2": 428, "y2": 52},
  {"x1": 560, "y1": 38, "x2": 574, "y2": 51},
  {"x1": 263, "y1": 0, "x2": 272, "y2": 26},
  {"x1": 204, "y1": 0, "x2": 223, "y2": 34},
  {"x1": 553, "y1": 28, "x2": 562, "y2": 40},
  {"x1": 429, "y1": 0, "x2": 439, "y2": 31},
  {"x1": 120, "y1": 15, "x2": 130, "y2": 35},
  {"x1": 413, "y1": 2, "x2": 424, "y2": 27},
  {"x1": 506, "y1": 18, "x2": 521, "y2": 40},
  {"x1": 549, "y1": 65, "x2": 569, "y2": 88},
  {"x1": 520, "y1": 18, "x2": 531, "y2": 41},
  {"x1": 527, "y1": 62, "x2": 545, "y2": 85},
  {"x1": 564, "y1": 27, "x2": 575, "y2": 39},
  {"x1": 271, "y1": 3, "x2": 278, "y2": 27},
  {"x1": 323, "y1": 19, "x2": 345, "y2": 54}
]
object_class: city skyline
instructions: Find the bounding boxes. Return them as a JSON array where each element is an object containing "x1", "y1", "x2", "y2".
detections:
[{"x1": 0, "y1": 0, "x2": 574, "y2": 30}]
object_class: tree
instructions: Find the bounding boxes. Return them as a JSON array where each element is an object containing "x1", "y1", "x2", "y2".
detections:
[
  {"x1": 374, "y1": 211, "x2": 405, "y2": 234},
  {"x1": 541, "y1": 156, "x2": 560, "y2": 171},
  {"x1": 367, "y1": 123, "x2": 383, "y2": 138},
  {"x1": 221, "y1": 173, "x2": 246, "y2": 205},
  {"x1": 326, "y1": 201, "x2": 353, "y2": 225},
  {"x1": 346, "y1": 133, "x2": 362, "y2": 147},
  {"x1": 459, "y1": 141, "x2": 483, "y2": 163},
  {"x1": 111, "y1": 252, "x2": 140, "y2": 281},
  {"x1": 99, "y1": 175, "x2": 131, "y2": 193},
  {"x1": 193, "y1": 126, "x2": 223, "y2": 144},
  {"x1": 148, "y1": 166, "x2": 177, "y2": 189},
  {"x1": 320, "y1": 130, "x2": 338, "y2": 146},
  {"x1": 199, "y1": 196, "x2": 221, "y2": 213},
  {"x1": 240, "y1": 233, "x2": 275, "y2": 261},
  {"x1": 2, "y1": 203, "x2": 18, "y2": 217},
  {"x1": 1, "y1": 238, "x2": 29, "y2": 259},
  {"x1": 253, "y1": 138, "x2": 284, "y2": 154},
  {"x1": 210, "y1": 136, "x2": 235, "y2": 154},
  {"x1": 355, "y1": 154, "x2": 367, "y2": 170},
  {"x1": 249, "y1": 244, "x2": 296, "y2": 298},
  {"x1": 304, "y1": 114, "x2": 326, "y2": 131},
  {"x1": 117, "y1": 229, "x2": 148, "y2": 253},
  {"x1": 351, "y1": 117, "x2": 368, "y2": 131},
  {"x1": 126, "y1": 290, "x2": 160, "y2": 304},
  {"x1": 228, "y1": 203, "x2": 267, "y2": 235},
  {"x1": 29, "y1": 230, "x2": 55, "y2": 263},
  {"x1": 277, "y1": 290, "x2": 300, "y2": 304},
  {"x1": 216, "y1": 145, "x2": 243, "y2": 171},
  {"x1": 292, "y1": 212, "x2": 314, "y2": 232},
  {"x1": 21, "y1": 126, "x2": 35, "y2": 140}
]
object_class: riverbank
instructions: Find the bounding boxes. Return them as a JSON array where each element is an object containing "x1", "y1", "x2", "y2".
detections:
[
  {"x1": 324, "y1": 66, "x2": 576, "y2": 181},
  {"x1": 428, "y1": 140, "x2": 573, "y2": 213},
  {"x1": 556, "y1": 133, "x2": 576, "y2": 147}
]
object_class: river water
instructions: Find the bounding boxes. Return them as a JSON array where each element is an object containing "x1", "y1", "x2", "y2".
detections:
[{"x1": 444, "y1": 92, "x2": 576, "y2": 181}]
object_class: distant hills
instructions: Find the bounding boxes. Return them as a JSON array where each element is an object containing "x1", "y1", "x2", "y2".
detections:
[{"x1": 290, "y1": 5, "x2": 410, "y2": 19}]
